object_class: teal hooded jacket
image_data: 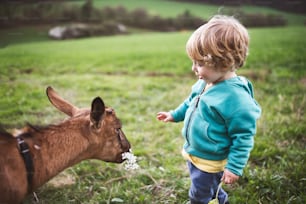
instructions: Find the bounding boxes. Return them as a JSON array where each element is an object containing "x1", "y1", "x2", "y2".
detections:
[{"x1": 170, "y1": 76, "x2": 261, "y2": 176}]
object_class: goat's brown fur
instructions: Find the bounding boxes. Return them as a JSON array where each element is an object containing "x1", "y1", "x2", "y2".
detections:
[{"x1": 0, "y1": 87, "x2": 131, "y2": 204}]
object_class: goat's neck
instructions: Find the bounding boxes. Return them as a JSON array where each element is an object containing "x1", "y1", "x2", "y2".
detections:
[{"x1": 30, "y1": 123, "x2": 91, "y2": 189}]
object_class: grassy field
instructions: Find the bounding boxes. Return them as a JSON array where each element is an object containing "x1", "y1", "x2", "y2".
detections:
[{"x1": 1, "y1": 1, "x2": 306, "y2": 204}]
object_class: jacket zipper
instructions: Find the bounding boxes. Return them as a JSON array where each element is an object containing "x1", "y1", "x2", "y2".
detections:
[{"x1": 185, "y1": 86, "x2": 206, "y2": 146}]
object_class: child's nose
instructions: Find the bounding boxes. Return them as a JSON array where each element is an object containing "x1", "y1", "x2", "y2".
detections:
[{"x1": 192, "y1": 64, "x2": 197, "y2": 72}]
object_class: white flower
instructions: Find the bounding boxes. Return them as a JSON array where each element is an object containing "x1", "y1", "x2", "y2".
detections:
[{"x1": 122, "y1": 149, "x2": 139, "y2": 170}]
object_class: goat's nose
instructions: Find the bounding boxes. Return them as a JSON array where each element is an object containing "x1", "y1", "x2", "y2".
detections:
[
  {"x1": 119, "y1": 133, "x2": 130, "y2": 149},
  {"x1": 125, "y1": 141, "x2": 131, "y2": 152},
  {"x1": 123, "y1": 140, "x2": 131, "y2": 151}
]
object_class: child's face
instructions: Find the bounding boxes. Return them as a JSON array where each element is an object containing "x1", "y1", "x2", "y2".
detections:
[{"x1": 192, "y1": 61, "x2": 231, "y2": 84}]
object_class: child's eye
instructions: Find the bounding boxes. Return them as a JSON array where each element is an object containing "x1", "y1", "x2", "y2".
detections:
[{"x1": 194, "y1": 61, "x2": 205, "y2": 67}]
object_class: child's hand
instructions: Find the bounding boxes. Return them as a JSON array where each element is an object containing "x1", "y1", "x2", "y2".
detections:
[
  {"x1": 157, "y1": 112, "x2": 174, "y2": 122},
  {"x1": 221, "y1": 169, "x2": 239, "y2": 184}
]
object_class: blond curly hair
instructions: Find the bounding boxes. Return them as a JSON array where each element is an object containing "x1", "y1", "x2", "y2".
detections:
[{"x1": 186, "y1": 15, "x2": 249, "y2": 71}]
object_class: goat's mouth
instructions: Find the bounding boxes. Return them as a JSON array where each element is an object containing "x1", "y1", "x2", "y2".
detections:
[
  {"x1": 111, "y1": 154, "x2": 123, "y2": 163},
  {"x1": 111, "y1": 145, "x2": 131, "y2": 163},
  {"x1": 114, "y1": 150, "x2": 130, "y2": 163}
]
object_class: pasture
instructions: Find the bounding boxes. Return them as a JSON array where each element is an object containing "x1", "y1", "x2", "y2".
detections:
[{"x1": 0, "y1": 1, "x2": 306, "y2": 204}]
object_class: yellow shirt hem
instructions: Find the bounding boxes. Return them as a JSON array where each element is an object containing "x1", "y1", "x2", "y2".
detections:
[{"x1": 182, "y1": 149, "x2": 227, "y2": 173}]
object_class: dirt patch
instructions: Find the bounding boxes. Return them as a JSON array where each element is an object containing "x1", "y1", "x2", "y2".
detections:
[
  {"x1": 47, "y1": 171, "x2": 76, "y2": 188},
  {"x1": 299, "y1": 77, "x2": 306, "y2": 87}
]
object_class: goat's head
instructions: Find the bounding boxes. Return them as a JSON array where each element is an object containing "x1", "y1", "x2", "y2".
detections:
[{"x1": 46, "y1": 86, "x2": 131, "y2": 163}]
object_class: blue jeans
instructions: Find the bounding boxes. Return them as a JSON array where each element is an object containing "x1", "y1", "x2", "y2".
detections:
[{"x1": 187, "y1": 161, "x2": 228, "y2": 204}]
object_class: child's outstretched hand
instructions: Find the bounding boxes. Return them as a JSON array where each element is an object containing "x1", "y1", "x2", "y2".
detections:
[
  {"x1": 157, "y1": 112, "x2": 174, "y2": 122},
  {"x1": 221, "y1": 169, "x2": 239, "y2": 184}
]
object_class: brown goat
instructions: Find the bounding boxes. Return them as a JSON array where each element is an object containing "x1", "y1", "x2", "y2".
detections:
[{"x1": 0, "y1": 86, "x2": 131, "y2": 204}]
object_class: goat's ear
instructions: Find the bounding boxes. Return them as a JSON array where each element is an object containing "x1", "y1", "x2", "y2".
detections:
[
  {"x1": 90, "y1": 97, "x2": 105, "y2": 129},
  {"x1": 46, "y1": 86, "x2": 79, "y2": 117}
]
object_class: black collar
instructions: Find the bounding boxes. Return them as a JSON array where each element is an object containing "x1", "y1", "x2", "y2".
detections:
[{"x1": 17, "y1": 136, "x2": 34, "y2": 192}]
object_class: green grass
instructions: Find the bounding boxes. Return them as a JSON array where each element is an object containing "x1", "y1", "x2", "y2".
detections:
[
  {"x1": 1, "y1": 25, "x2": 305, "y2": 203},
  {"x1": 1, "y1": 1, "x2": 306, "y2": 203}
]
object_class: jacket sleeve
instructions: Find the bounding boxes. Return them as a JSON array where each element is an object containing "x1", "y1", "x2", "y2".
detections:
[
  {"x1": 170, "y1": 101, "x2": 189, "y2": 122},
  {"x1": 225, "y1": 106, "x2": 261, "y2": 176},
  {"x1": 170, "y1": 80, "x2": 203, "y2": 122}
]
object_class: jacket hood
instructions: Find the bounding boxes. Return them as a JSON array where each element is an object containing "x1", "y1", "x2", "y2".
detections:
[{"x1": 235, "y1": 76, "x2": 255, "y2": 98}]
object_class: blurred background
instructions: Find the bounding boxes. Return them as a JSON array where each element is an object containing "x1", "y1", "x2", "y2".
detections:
[
  {"x1": 0, "y1": 1, "x2": 305, "y2": 204},
  {"x1": 1, "y1": 0, "x2": 305, "y2": 44}
]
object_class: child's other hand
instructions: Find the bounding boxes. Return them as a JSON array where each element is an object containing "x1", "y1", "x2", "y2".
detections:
[
  {"x1": 157, "y1": 112, "x2": 174, "y2": 122},
  {"x1": 222, "y1": 169, "x2": 239, "y2": 184}
]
